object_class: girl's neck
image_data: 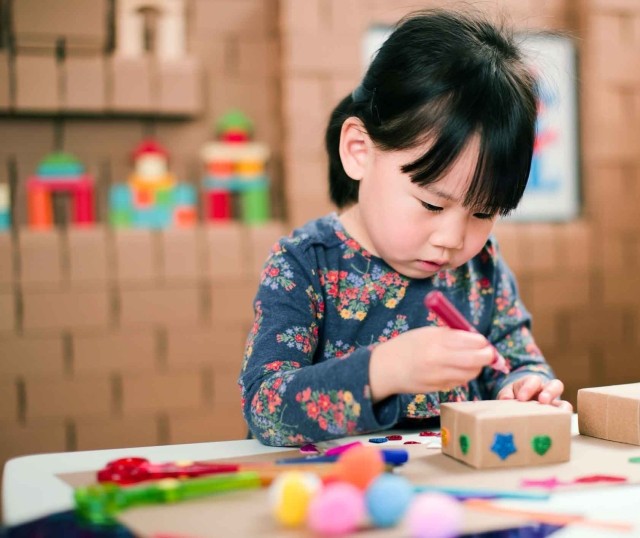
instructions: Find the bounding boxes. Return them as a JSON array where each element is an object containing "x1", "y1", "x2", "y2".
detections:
[{"x1": 337, "y1": 204, "x2": 379, "y2": 257}]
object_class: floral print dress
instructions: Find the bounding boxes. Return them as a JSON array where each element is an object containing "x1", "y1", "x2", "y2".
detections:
[{"x1": 239, "y1": 213, "x2": 554, "y2": 446}]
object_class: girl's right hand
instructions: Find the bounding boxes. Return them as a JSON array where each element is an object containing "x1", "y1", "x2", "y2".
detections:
[{"x1": 368, "y1": 326, "x2": 495, "y2": 402}]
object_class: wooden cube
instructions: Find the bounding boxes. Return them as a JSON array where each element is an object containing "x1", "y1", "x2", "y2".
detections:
[
  {"x1": 578, "y1": 383, "x2": 640, "y2": 445},
  {"x1": 440, "y1": 400, "x2": 571, "y2": 469}
]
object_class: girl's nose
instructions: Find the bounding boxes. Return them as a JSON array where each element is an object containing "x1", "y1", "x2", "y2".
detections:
[{"x1": 430, "y1": 215, "x2": 466, "y2": 251}]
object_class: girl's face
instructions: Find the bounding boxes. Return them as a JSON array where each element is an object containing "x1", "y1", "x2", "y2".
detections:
[{"x1": 341, "y1": 137, "x2": 498, "y2": 279}]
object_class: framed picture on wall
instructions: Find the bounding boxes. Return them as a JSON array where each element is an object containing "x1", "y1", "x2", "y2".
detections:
[{"x1": 362, "y1": 28, "x2": 580, "y2": 222}]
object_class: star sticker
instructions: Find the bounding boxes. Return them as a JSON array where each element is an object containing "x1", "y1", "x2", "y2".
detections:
[{"x1": 491, "y1": 432, "x2": 517, "y2": 460}]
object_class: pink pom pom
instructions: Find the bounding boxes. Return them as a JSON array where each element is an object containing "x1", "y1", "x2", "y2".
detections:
[
  {"x1": 406, "y1": 493, "x2": 463, "y2": 538},
  {"x1": 307, "y1": 482, "x2": 365, "y2": 536}
]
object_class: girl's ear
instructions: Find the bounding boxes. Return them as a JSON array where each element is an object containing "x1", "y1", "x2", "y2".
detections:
[{"x1": 339, "y1": 117, "x2": 371, "y2": 181}]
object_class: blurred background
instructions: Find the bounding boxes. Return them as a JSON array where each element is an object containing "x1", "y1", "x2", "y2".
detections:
[{"x1": 0, "y1": 0, "x2": 639, "y2": 503}]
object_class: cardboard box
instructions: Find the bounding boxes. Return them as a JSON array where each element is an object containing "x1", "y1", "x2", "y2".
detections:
[
  {"x1": 440, "y1": 400, "x2": 571, "y2": 469},
  {"x1": 578, "y1": 383, "x2": 640, "y2": 445}
]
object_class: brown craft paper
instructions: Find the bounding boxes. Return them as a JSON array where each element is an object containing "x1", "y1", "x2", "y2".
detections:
[
  {"x1": 440, "y1": 400, "x2": 571, "y2": 469},
  {"x1": 578, "y1": 383, "x2": 640, "y2": 445},
  {"x1": 58, "y1": 431, "x2": 640, "y2": 537}
]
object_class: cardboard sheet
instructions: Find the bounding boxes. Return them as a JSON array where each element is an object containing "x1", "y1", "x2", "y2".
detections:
[{"x1": 59, "y1": 434, "x2": 640, "y2": 537}]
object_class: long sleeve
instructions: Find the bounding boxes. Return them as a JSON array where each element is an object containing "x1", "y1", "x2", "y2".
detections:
[
  {"x1": 238, "y1": 239, "x2": 399, "y2": 447},
  {"x1": 481, "y1": 242, "x2": 555, "y2": 398}
]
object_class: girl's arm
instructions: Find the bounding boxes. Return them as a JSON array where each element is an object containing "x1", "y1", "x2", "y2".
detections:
[{"x1": 238, "y1": 241, "x2": 399, "y2": 447}]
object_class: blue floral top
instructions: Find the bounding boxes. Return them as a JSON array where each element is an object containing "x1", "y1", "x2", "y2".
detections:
[{"x1": 239, "y1": 213, "x2": 554, "y2": 446}]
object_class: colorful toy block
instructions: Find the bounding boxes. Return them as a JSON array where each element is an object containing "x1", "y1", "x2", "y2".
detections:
[
  {"x1": 0, "y1": 183, "x2": 10, "y2": 231},
  {"x1": 440, "y1": 400, "x2": 571, "y2": 469},
  {"x1": 201, "y1": 110, "x2": 271, "y2": 225},
  {"x1": 109, "y1": 139, "x2": 197, "y2": 229},
  {"x1": 27, "y1": 152, "x2": 96, "y2": 230},
  {"x1": 578, "y1": 383, "x2": 640, "y2": 445}
]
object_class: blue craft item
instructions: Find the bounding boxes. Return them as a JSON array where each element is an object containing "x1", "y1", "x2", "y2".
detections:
[
  {"x1": 365, "y1": 474, "x2": 413, "y2": 527},
  {"x1": 491, "y1": 432, "x2": 517, "y2": 460}
]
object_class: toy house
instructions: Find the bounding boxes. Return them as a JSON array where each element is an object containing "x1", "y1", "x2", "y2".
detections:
[
  {"x1": 440, "y1": 400, "x2": 572, "y2": 469},
  {"x1": 26, "y1": 152, "x2": 95, "y2": 230},
  {"x1": 201, "y1": 110, "x2": 270, "y2": 225},
  {"x1": 109, "y1": 139, "x2": 197, "y2": 229}
]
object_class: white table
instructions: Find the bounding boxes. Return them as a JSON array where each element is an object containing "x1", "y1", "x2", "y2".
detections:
[{"x1": 4, "y1": 419, "x2": 640, "y2": 538}]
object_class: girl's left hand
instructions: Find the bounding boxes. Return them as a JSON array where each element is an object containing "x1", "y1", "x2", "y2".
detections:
[{"x1": 497, "y1": 375, "x2": 573, "y2": 413}]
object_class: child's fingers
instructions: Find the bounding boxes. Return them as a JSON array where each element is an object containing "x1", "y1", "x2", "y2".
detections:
[
  {"x1": 497, "y1": 385, "x2": 516, "y2": 400},
  {"x1": 538, "y1": 379, "x2": 565, "y2": 404},
  {"x1": 512, "y1": 376, "x2": 545, "y2": 401},
  {"x1": 551, "y1": 399, "x2": 573, "y2": 413}
]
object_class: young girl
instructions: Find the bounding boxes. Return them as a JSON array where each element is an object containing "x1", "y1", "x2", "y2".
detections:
[{"x1": 239, "y1": 9, "x2": 571, "y2": 446}]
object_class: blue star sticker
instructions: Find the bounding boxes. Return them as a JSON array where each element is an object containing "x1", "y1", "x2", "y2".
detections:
[{"x1": 491, "y1": 433, "x2": 517, "y2": 460}]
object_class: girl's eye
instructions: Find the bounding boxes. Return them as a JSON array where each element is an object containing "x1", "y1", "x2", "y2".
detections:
[
  {"x1": 420, "y1": 201, "x2": 442, "y2": 213},
  {"x1": 473, "y1": 212, "x2": 495, "y2": 220}
]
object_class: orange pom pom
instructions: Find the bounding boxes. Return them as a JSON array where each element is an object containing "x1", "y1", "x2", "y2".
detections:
[{"x1": 334, "y1": 445, "x2": 385, "y2": 490}]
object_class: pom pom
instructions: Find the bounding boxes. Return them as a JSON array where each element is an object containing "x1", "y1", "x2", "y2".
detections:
[
  {"x1": 268, "y1": 471, "x2": 321, "y2": 527},
  {"x1": 406, "y1": 493, "x2": 463, "y2": 538},
  {"x1": 334, "y1": 445, "x2": 385, "y2": 490},
  {"x1": 365, "y1": 473, "x2": 414, "y2": 527},
  {"x1": 307, "y1": 482, "x2": 365, "y2": 536}
]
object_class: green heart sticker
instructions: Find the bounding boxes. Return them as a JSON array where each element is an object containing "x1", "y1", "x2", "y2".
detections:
[
  {"x1": 459, "y1": 434, "x2": 470, "y2": 455},
  {"x1": 532, "y1": 435, "x2": 552, "y2": 456}
]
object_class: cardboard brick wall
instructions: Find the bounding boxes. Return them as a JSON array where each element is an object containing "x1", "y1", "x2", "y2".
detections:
[{"x1": 1, "y1": 0, "x2": 640, "y2": 507}]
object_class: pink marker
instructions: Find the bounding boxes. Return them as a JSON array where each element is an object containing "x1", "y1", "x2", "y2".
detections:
[{"x1": 424, "y1": 290, "x2": 509, "y2": 374}]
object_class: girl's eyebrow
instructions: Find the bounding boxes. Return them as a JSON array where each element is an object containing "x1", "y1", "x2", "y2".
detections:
[{"x1": 424, "y1": 186, "x2": 460, "y2": 203}]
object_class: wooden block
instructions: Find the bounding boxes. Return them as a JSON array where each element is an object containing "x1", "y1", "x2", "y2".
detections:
[
  {"x1": 167, "y1": 406, "x2": 247, "y2": 443},
  {"x1": 119, "y1": 286, "x2": 201, "y2": 327},
  {"x1": 440, "y1": 400, "x2": 571, "y2": 469},
  {"x1": 246, "y1": 221, "x2": 286, "y2": 280},
  {"x1": 212, "y1": 369, "x2": 242, "y2": 405},
  {"x1": 24, "y1": 374, "x2": 112, "y2": 419},
  {"x1": 63, "y1": 55, "x2": 107, "y2": 112},
  {"x1": 121, "y1": 371, "x2": 203, "y2": 414},
  {"x1": 193, "y1": 0, "x2": 274, "y2": 37},
  {"x1": 157, "y1": 58, "x2": 202, "y2": 115},
  {"x1": 236, "y1": 39, "x2": 278, "y2": 78},
  {"x1": 18, "y1": 229, "x2": 63, "y2": 289},
  {"x1": 114, "y1": 229, "x2": 157, "y2": 283},
  {"x1": 22, "y1": 289, "x2": 110, "y2": 332},
  {"x1": 109, "y1": 56, "x2": 153, "y2": 113},
  {"x1": 578, "y1": 383, "x2": 640, "y2": 445},
  {"x1": 75, "y1": 415, "x2": 159, "y2": 450},
  {"x1": 67, "y1": 226, "x2": 110, "y2": 286},
  {"x1": 14, "y1": 54, "x2": 60, "y2": 112},
  {"x1": 210, "y1": 281, "x2": 256, "y2": 324},
  {"x1": 0, "y1": 379, "x2": 18, "y2": 421},
  {"x1": 73, "y1": 330, "x2": 157, "y2": 374},
  {"x1": 0, "y1": 336, "x2": 65, "y2": 376}
]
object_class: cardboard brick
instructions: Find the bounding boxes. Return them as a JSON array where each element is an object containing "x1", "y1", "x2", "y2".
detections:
[
  {"x1": 211, "y1": 369, "x2": 242, "y2": 405},
  {"x1": 161, "y1": 228, "x2": 202, "y2": 282},
  {"x1": 114, "y1": 229, "x2": 157, "y2": 283},
  {"x1": 440, "y1": 400, "x2": 571, "y2": 469},
  {"x1": 282, "y1": 76, "x2": 325, "y2": 122},
  {"x1": 603, "y1": 272, "x2": 640, "y2": 307},
  {"x1": 22, "y1": 289, "x2": 110, "y2": 332},
  {"x1": 0, "y1": 336, "x2": 65, "y2": 377},
  {"x1": 518, "y1": 224, "x2": 558, "y2": 274},
  {"x1": 204, "y1": 223, "x2": 248, "y2": 280},
  {"x1": 286, "y1": 194, "x2": 334, "y2": 229},
  {"x1": 18, "y1": 229, "x2": 63, "y2": 289},
  {"x1": 73, "y1": 330, "x2": 157, "y2": 374},
  {"x1": 193, "y1": 0, "x2": 274, "y2": 36},
  {"x1": 0, "y1": 419, "x2": 67, "y2": 463},
  {"x1": 566, "y1": 309, "x2": 626, "y2": 347},
  {"x1": 601, "y1": 347, "x2": 640, "y2": 386},
  {"x1": 246, "y1": 221, "x2": 286, "y2": 279},
  {"x1": 166, "y1": 325, "x2": 246, "y2": 370},
  {"x1": 14, "y1": 54, "x2": 60, "y2": 112},
  {"x1": 0, "y1": 234, "x2": 16, "y2": 288},
  {"x1": 121, "y1": 371, "x2": 203, "y2": 414},
  {"x1": 0, "y1": 52, "x2": 10, "y2": 110},
  {"x1": 167, "y1": 405, "x2": 247, "y2": 444},
  {"x1": 63, "y1": 55, "x2": 107, "y2": 112},
  {"x1": 492, "y1": 223, "x2": 524, "y2": 276},
  {"x1": 529, "y1": 273, "x2": 590, "y2": 310},
  {"x1": 74, "y1": 415, "x2": 159, "y2": 450},
  {"x1": 109, "y1": 56, "x2": 154, "y2": 113},
  {"x1": 210, "y1": 281, "x2": 256, "y2": 325},
  {"x1": 0, "y1": 379, "x2": 18, "y2": 421},
  {"x1": 119, "y1": 287, "x2": 201, "y2": 327},
  {"x1": 236, "y1": 39, "x2": 278, "y2": 78},
  {"x1": 157, "y1": 58, "x2": 202, "y2": 115},
  {"x1": 67, "y1": 226, "x2": 110, "y2": 286},
  {"x1": 0, "y1": 292, "x2": 16, "y2": 333},
  {"x1": 285, "y1": 31, "x2": 360, "y2": 74},
  {"x1": 578, "y1": 383, "x2": 640, "y2": 445},
  {"x1": 24, "y1": 374, "x2": 112, "y2": 419}
]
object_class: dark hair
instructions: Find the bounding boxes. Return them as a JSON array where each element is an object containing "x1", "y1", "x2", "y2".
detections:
[{"x1": 325, "y1": 9, "x2": 538, "y2": 215}]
